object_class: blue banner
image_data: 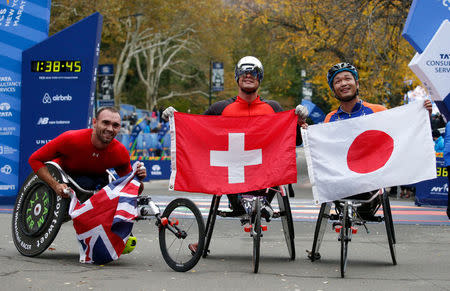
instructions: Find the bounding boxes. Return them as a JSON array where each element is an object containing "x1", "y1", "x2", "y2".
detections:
[
  {"x1": 402, "y1": 0, "x2": 450, "y2": 54},
  {"x1": 301, "y1": 99, "x2": 325, "y2": 124},
  {"x1": 15, "y1": 12, "x2": 103, "y2": 204},
  {"x1": 415, "y1": 155, "x2": 449, "y2": 207},
  {"x1": 211, "y1": 62, "x2": 224, "y2": 92},
  {"x1": 0, "y1": 0, "x2": 51, "y2": 203},
  {"x1": 97, "y1": 64, "x2": 114, "y2": 108}
]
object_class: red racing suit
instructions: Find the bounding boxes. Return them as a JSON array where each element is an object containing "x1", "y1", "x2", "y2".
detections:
[
  {"x1": 205, "y1": 95, "x2": 302, "y2": 145},
  {"x1": 29, "y1": 128, "x2": 132, "y2": 177},
  {"x1": 204, "y1": 95, "x2": 298, "y2": 210}
]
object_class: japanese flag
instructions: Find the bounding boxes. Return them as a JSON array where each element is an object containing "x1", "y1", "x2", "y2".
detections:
[
  {"x1": 301, "y1": 102, "x2": 436, "y2": 204},
  {"x1": 169, "y1": 110, "x2": 298, "y2": 195}
]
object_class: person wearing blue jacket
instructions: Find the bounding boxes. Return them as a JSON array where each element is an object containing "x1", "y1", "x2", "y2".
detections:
[
  {"x1": 433, "y1": 129, "x2": 444, "y2": 152},
  {"x1": 443, "y1": 122, "x2": 450, "y2": 219}
]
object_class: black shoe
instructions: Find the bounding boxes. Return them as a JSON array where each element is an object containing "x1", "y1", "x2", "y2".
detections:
[
  {"x1": 260, "y1": 204, "x2": 273, "y2": 222},
  {"x1": 217, "y1": 209, "x2": 246, "y2": 217}
]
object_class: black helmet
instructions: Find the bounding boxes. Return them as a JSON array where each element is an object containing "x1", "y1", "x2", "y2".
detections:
[
  {"x1": 234, "y1": 56, "x2": 264, "y2": 83},
  {"x1": 327, "y1": 62, "x2": 358, "y2": 89},
  {"x1": 432, "y1": 129, "x2": 441, "y2": 138}
]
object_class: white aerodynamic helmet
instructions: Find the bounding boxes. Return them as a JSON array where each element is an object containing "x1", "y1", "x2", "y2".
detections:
[{"x1": 234, "y1": 56, "x2": 264, "y2": 83}]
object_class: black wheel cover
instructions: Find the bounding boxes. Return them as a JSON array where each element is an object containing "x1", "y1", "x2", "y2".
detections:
[{"x1": 11, "y1": 164, "x2": 69, "y2": 257}]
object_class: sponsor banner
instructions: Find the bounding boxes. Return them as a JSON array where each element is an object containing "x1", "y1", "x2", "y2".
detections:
[
  {"x1": 408, "y1": 20, "x2": 450, "y2": 120},
  {"x1": 132, "y1": 160, "x2": 170, "y2": 181},
  {"x1": 402, "y1": 0, "x2": 450, "y2": 54},
  {"x1": 415, "y1": 156, "x2": 449, "y2": 207},
  {"x1": 97, "y1": 64, "x2": 114, "y2": 107},
  {"x1": 211, "y1": 62, "x2": 224, "y2": 92},
  {"x1": 301, "y1": 99, "x2": 325, "y2": 124},
  {"x1": 0, "y1": 0, "x2": 51, "y2": 203},
  {"x1": 18, "y1": 13, "x2": 103, "y2": 197}
]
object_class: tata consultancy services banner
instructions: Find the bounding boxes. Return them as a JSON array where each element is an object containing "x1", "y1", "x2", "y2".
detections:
[{"x1": 0, "y1": 0, "x2": 51, "y2": 204}]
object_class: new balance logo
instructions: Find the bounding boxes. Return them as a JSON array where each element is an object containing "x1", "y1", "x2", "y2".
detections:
[{"x1": 37, "y1": 117, "x2": 49, "y2": 125}]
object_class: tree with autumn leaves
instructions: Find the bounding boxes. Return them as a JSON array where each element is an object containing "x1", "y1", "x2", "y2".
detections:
[{"x1": 49, "y1": 0, "x2": 419, "y2": 115}]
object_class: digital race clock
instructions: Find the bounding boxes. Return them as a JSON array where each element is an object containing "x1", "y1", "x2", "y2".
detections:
[{"x1": 31, "y1": 60, "x2": 82, "y2": 73}]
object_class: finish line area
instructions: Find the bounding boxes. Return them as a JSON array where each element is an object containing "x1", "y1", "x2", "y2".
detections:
[{"x1": 2, "y1": 194, "x2": 448, "y2": 226}]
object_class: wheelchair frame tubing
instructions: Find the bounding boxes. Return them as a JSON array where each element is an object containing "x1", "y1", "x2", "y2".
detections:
[
  {"x1": 309, "y1": 202, "x2": 331, "y2": 261},
  {"x1": 202, "y1": 195, "x2": 221, "y2": 258}
]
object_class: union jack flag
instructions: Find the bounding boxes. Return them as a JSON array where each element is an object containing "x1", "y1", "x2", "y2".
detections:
[{"x1": 68, "y1": 163, "x2": 141, "y2": 264}]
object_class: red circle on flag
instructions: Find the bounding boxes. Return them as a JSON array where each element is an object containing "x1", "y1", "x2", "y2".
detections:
[{"x1": 347, "y1": 130, "x2": 394, "y2": 174}]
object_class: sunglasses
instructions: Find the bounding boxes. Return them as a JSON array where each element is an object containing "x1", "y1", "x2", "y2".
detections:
[{"x1": 236, "y1": 67, "x2": 262, "y2": 80}]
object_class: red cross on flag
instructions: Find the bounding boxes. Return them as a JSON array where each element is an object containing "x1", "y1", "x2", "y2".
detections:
[
  {"x1": 169, "y1": 110, "x2": 298, "y2": 194},
  {"x1": 301, "y1": 102, "x2": 437, "y2": 204}
]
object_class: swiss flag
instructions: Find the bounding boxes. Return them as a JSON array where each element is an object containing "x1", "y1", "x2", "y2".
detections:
[
  {"x1": 169, "y1": 110, "x2": 298, "y2": 194},
  {"x1": 301, "y1": 102, "x2": 437, "y2": 204}
]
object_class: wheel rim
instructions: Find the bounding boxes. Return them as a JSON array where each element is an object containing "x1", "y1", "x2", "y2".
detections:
[
  {"x1": 161, "y1": 203, "x2": 203, "y2": 270},
  {"x1": 21, "y1": 183, "x2": 53, "y2": 236}
]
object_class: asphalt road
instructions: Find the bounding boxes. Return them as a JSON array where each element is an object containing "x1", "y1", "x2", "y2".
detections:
[
  {"x1": 1, "y1": 206, "x2": 450, "y2": 290},
  {"x1": 1, "y1": 148, "x2": 449, "y2": 290}
]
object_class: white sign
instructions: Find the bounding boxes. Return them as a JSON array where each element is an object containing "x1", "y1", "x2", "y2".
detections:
[{"x1": 409, "y1": 20, "x2": 450, "y2": 102}]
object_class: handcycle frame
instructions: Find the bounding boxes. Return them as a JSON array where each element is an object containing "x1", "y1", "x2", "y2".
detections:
[
  {"x1": 11, "y1": 161, "x2": 205, "y2": 272},
  {"x1": 308, "y1": 189, "x2": 397, "y2": 278},
  {"x1": 202, "y1": 184, "x2": 296, "y2": 273}
]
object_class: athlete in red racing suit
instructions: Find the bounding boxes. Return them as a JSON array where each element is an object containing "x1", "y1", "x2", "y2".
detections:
[
  {"x1": 163, "y1": 56, "x2": 308, "y2": 217},
  {"x1": 29, "y1": 107, "x2": 146, "y2": 199}
]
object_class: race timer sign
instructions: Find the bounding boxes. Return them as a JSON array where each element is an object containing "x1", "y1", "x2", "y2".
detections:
[
  {"x1": 31, "y1": 60, "x2": 82, "y2": 73},
  {"x1": 18, "y1": 12, "x2": 103, "y2": 188}
]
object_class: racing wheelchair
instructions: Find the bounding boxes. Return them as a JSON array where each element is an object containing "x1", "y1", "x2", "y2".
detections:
[
  {"x1": 11, "y1": 162, "x2": 205, "y2": 272},
  {"x1": 307, "y1": 189, "x2": 397, "y2": 278},
  {"x1": 202, "y1": 184, "x2": 296, "y2": 273}
]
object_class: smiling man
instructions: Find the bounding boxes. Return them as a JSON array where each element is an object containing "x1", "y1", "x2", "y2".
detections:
[
  {"x1": 324, "y1": 62, "x2": 388, "y2": 122},
  {"x1": 163, "y1": 56, "x2": 308, "y2": 219},
  {"x1": 322, "y1": 62, "x2": 432, "y2": 215},
  {"x1": 29, "y1": 106, "x2": 147, "y2": 198}
]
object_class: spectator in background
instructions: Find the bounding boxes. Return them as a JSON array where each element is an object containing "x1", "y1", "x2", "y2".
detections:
[
  {"x1": 399, "y1": 185, "x2": 414, "y2": 199},
  {"x1": 443, "y1": 121, "x2": 450, "y2": 219},
  {"x1": 431, "y1": 113, "x2": 446, "y2": 130},
  {"x1": 433, "y1": 129, "x2": 444, "y2": 152}
]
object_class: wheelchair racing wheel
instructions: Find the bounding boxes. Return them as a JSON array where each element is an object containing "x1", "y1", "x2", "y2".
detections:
[
  {"x1": 159, "y1": 198, "x2": 205, "y2": 272},
  {"x1": 382, "y1": 192, "x2": 397, "y2": 265},
  {"x1": 340, "y1": 203, "x2": 349, "y2": 278},
  {"x1": 11, "y1": 164, "x2": 70, "y2": 257},
  {"x1": 252, "y1": 198, "x2": 261, "y2": 273},
  {"x1": 276, "y1": 188, "x2": 295, "y2": 260}
]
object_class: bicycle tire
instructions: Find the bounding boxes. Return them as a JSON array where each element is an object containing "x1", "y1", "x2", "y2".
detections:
[
  {"x1": 382, "y1": 193, "x2": 397, "y2": 265},
  {"x1": 159, "y1": 198, "x2": 205, "y2": 272},
  {"x1": 276, "y1": 190, "x2": 295, "y2": 260},
  {"x1": 11, "y1": 164, "x2": 69, "y2": 257},
  {"x1": 252, "y1": 198, "x2": 261, "y2": 273},
  {"x1": 340, "y1": 204, "x2": 349, "y2": 278}
]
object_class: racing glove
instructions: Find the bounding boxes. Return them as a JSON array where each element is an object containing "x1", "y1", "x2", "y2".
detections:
[
  {"x1": 162, "y1": 106, "x2": 177, "y2": 121},
  {"x1": 295, "y1": 104, "x2": 309, "y2": 120}
]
